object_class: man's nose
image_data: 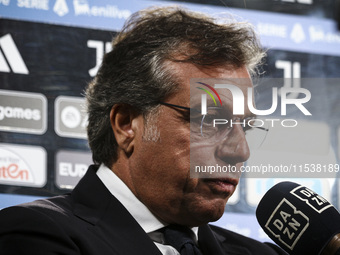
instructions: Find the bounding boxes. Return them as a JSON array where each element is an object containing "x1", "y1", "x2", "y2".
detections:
[{"x1": 215, "y1": 123, "x2": 250, "y2": 165}]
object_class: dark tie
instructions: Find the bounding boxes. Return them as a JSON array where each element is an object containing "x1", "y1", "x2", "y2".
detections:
[{"x1": 161, "y1": 225, "x2": 203, "y2": 255}]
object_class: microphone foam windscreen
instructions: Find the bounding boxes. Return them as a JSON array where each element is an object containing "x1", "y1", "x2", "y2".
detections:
[{"x1": 256, "y1": 181, "x2": 340, "y2": 255}]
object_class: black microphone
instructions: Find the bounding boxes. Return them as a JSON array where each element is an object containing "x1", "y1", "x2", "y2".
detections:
[{"x1": 256, "y1": 181, "x2": 340, "y2": 255}]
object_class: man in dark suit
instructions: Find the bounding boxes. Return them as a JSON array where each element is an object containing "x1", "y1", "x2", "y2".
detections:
[{"x1": 0, "y1": 6, "x2": 286, "y2": 255}]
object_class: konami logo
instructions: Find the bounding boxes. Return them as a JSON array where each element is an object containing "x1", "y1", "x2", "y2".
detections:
[
  {"x1": 0, "y1": 143, "x2": 46, "y2": 187},
  {"x1": 0, "y1": 90, "x2": 47, "y2": 134}
]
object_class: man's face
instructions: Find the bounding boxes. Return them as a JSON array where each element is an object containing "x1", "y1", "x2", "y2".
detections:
[{"x1": 128, "y1": 62, "x2": 252, "y2": 226}]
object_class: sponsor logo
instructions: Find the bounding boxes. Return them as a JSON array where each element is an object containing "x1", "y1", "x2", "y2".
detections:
[
  {"x1": 290, "y1": 185, "x2": 332, "y2": 213},
  {"x1": 17, "y1": 0, "x2": 49, "y2": 10},
  {"x1": 55, "y1": 150, "x2": 92, "y2": 189},
  {"x1": 73, "y1": 0, "x2": 131, "y2": 19},
  {"x1": 275, "y1": 60, "x2": 301, "y2": 99},
  {"x1": 309, "y1": 25, "x2": 340, "y2": 44},
  {"x1": 0, "y1": 143, "x2": 46, "y2": 187},
  {"x1": 290, "y1": 23, "x2": 306, "y2": 44},
  {"x1": 55, "y1": 96, "x2": 87, "y2": 138},
  {"x1": 61, "y1": 106, "x2": 82, "y2": 129},
  {"x1": 265, "y1": 198, "x2": 309, "y2": 251},
  {"x1": 0, "y1": 0, "x2": 10, "y2": 6},
  {"x1": 53, "y1": 0, "x2": 69, "y2": 17},
  {"x1": 257, "y1": 22, "x2": 287, "y2": 39},
  {"x1": 0, "y1": 34, "x2": 29, "y2": 74},
  {"x1": 0, "y1": 90, "x2": 47, "y2": 134},
  {"x1": 87, "y1": 40, "x2": 112, "y2": 77}
]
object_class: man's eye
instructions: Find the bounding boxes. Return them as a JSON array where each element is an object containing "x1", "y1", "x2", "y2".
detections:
[{"x1": 182, "y1": 111, "x2": 190, "y2": 121}]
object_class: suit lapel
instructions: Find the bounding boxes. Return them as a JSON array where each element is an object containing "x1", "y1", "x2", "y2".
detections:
[
  {"x1": 198, "y1": 224, "x2": 226, "y2": 255},
  {"x1": 71, "y1": 165, "x2": 162, "y2": 255},
  {"x1": 199, "y1": 225, "x2": 255, "y2": 255}
]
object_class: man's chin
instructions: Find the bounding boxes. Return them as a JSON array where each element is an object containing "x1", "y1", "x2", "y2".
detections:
[{"x1": 182, "y1": 200, "x2": 227, "y2": 226}]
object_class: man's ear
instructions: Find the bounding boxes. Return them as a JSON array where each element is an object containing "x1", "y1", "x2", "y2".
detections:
[{"x1": 110, "y1": 104, "x2": 140, "y2": 155}]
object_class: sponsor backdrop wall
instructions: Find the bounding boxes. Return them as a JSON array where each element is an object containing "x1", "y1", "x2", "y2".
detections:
[{"x1": 0, "y1": 0, "x2": 339, "y2": 242}]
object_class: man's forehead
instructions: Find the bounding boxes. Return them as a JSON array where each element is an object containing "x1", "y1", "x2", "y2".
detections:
[
  {"x1": 189, "y1": 78, "x2": 253, "y2": 99},
  {"x1": 164, "y1": 60, "x2": 251, "y2": 82},
  {"x1": 163, "y1": 60, "x2": 253, "y2": 105}
]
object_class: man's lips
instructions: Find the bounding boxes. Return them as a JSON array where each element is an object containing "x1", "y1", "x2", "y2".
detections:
[{"x1": 202, "y1": 178, "x2": 238, "y2": 195}]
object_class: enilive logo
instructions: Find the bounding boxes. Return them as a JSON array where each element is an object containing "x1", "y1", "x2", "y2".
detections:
[
  {"x1": 0, "y1": 144, "x2": 46, "y2": 187},
  {"x1": 0, "y1": 34, "x2": 29, "y2": 74},
  {"x1": 73, "y1": 0, "x2": 131, "y2": 19}
]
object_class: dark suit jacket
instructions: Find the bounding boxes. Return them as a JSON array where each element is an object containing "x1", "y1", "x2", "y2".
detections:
[{"x1": 0, "y1": 165, "x2": 286, "y2": 255}]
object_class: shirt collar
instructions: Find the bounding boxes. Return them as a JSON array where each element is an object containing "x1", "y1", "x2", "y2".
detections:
[
  {"x1": 96, "y1": 164, "x2": 198, "y2": 240},
  {"x1": 96, "y1": 164, "x2": 165, "y2": 233}
]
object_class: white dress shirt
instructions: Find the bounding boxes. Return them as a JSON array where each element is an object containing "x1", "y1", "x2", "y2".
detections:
[{"x1": 97, "y1": 164, "x2": 198, "y2": 255}]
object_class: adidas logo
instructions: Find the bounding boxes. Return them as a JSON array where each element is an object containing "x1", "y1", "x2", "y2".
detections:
[{"x1": 0, "y1": 34, "x2": 29, "y2": 74}]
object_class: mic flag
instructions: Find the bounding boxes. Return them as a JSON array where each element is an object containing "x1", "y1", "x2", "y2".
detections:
[{"x1": 256, "y1": 181, "x2": 340, "y2": 255}]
